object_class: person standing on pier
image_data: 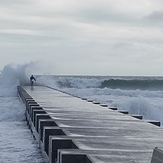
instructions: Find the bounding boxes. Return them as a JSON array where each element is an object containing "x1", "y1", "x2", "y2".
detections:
[{"x1": 30, "y1": 75, "x2": 36, "y2": 86}]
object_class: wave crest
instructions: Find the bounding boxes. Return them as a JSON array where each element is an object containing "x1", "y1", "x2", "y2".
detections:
[{"x1": 100, "y1": 79, "x2": 163, "y2": 90}]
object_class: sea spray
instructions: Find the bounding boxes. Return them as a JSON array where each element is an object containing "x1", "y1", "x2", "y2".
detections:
[
  {"x1": 0, "y1": 63, "x2": 44, "y2": 163},
  {"x1": 36, "y1": 75, "x2": 163, "y2": 125}
]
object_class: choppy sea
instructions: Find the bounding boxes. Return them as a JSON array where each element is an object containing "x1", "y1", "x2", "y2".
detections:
[
  {"x1": 38, "y1": 75, "x2": 163, "y2": 125},
  {"x1": 1, "y1": 64, "x2": 163, "y2": 162}
]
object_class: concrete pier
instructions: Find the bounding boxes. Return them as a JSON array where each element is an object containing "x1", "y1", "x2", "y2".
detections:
[{"x1": 17, "y1": 86, "x2": 163, "y2": 163}]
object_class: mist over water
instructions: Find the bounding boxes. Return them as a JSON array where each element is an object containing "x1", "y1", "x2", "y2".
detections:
[
  {"x1": 0, "y1": 63, "x2": 33, "y2": 96},
  {"x1": 0, "y1": 63, "x2": 44, "y2": 163}
]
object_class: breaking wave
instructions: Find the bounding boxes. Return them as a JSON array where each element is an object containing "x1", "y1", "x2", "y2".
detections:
[
  {"x1": 37, "y1": 75, "x2": 163, "y2": 91},
  {"x1": 100, "y1": 78, "x2": 163, "y2": 90}
]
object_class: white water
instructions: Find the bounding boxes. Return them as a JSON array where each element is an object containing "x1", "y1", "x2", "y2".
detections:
[
  {"x1": 37, "y1": 75, "x2": 163, "y2": 126},
  {"x1": 0, "y1": 64, "x2": 44, "y2": 163}
]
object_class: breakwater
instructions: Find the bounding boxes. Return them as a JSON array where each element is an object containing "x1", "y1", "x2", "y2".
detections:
[{"x1": 17, "y1": 85, "x2": 163, "y2": 163}]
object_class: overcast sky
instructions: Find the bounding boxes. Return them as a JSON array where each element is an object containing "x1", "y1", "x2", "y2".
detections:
[{"x1": 0, "y1": 0, "x2": 163, "y2": 75}]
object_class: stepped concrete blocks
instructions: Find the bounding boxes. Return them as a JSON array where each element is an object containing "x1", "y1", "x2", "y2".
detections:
[
  {"x1": 26, "y1": 101, "x2": 39, "y2": 114},
  {"x1": 28, "y1": 103, "x2": 40, "y2": 113},
  {"x1": 33, "y1": 110, "x2": 47, "y2": 126},
  {"x1": 31, "y1": 107, "x2": 44, "y2": 121},
  {"x1": 26, "y1": 100, "x2": 37, "y2": 107},
  {"x1": 43, "y1": 127, "x2": 66, "y2": 155},
  {"x1": 18, "y1": 86, "x2": 163, "y2": 163},
  {"x1": 39, "y1": 119, "x2": 58, "y2": 141},
  {"x1": 24, "y1": 98, "x2": 34, "y2": 104},
  {"x1": 25, "y1": 105, "x2": 37, "y2": 128},
  {"x1": 25, "y1": 98, "x2": 35, "y2": 104},
  {"x1": 29, "y1": 113, "x2": 51, "y2": 142},
  {"x1": 25, "y1": 100, "x2": 35, "y2": 112},
  {"x1": 151, "y1": 147, "x2": 163, "y2": 163},
  {"x1": 35, "y1": 114, "x2": 51, "y2": 132},
  {"x1": 49, "y1": 138, "x2": 78, "y2": 163}
]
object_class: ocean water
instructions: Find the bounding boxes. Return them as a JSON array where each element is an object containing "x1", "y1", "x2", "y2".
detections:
[
  {"x1": 37, "y1": 75, "x2": 163, "y2": 126},
  {"x1": 1, "y1": 63, "x2": 163, "y2": 162}
]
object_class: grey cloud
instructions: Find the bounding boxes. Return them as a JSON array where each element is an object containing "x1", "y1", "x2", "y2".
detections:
[
  {"x1": 74, "y1": 8, "x2": 138, "y2": 24},
  {"x1": 0, "y1": 0, "x2": 32, "y2": 10},
  {"x1": 145, "y1": 11, "x2": 163, "y2": 22}
]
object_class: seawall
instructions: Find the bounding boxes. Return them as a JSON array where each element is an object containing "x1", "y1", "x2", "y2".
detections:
[{"x1": 17, "y1": 85, "x2": 163, "y2": 163}]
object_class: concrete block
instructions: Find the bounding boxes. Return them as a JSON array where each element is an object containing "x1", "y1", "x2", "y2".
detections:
[
  {"x1": 25, "y1": 98, "x2": 35, "y2": 104},
  {"x1": 29, "y1": 103, "x2": 39, "y2": 111},
  {"x1": 33, "y1": 110, "x2": 47, "y2": 125},
  {"x1": 35, "y1": 114, "x2": 51, "y2": 132},
  {"x1": 24, "y1": 98, "x2": 34, "y2": 104},
  {"x1": 25, "y1": 99, "x2": 35, "y2": 109},
  {"x1": 109, "y1": 107, "x2": 117, "y2": 110},
  {"x1": 87, "y1": 100, "x2": 93, "y2": 102},
  {"x1": 81, "y1": 98, "x2": 87, "y2": 100},
  {"x1": 93, "y1": 101, "x2": 100, "y2": 104},
  {"x1": 118, "y1": 110, "x2": 128, "y2": 114},
  {"x1": 39, "y1": 119, "x2": 58, "y2": 141},
  {"x1": 26, "y1": 101, "x2": 39, "y2": 113},
  {"x1": 30, "y1": 107, "x2": 44, "y2": 121},
  {"x1": 151, "y1": 147, "x2": 163, "y2": 163},
  {"x1": 25, "y1": 99, "x2": 33, "y2": 106},
  {"x1": 131, "y1": 114, "x2": 143, "y2": 120},
  {"x1": 59, "y1": 154, "x2": 92, "y2": 163},
  {"x1": 100, "y1": 104, "x2": 108, "y2": 107},
  {"x1": 43, "y1": 127, "x2": 66, "y2": 155},
  {"x1": 147, "y1": 121, "x2": 161, "y2": 127},
  {"x1": 26, "y1": 100, "x2": 36, "y2": 108},
  {"x1": 49, "y1": 138, "x2": 78, "y2": 163}
]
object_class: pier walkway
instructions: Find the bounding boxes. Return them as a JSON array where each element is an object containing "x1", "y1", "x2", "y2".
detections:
[{"x1": 18, "y1": 86, "x2": 163, "y2": 163}]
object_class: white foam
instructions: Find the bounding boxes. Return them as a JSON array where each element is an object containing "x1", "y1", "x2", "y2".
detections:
[
  {"x1": 39, "y1": 76, "x2": 163, "y2": 125},
  {"x1": 0, "y1": 63, "x2": 44, "y2": 162}
]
